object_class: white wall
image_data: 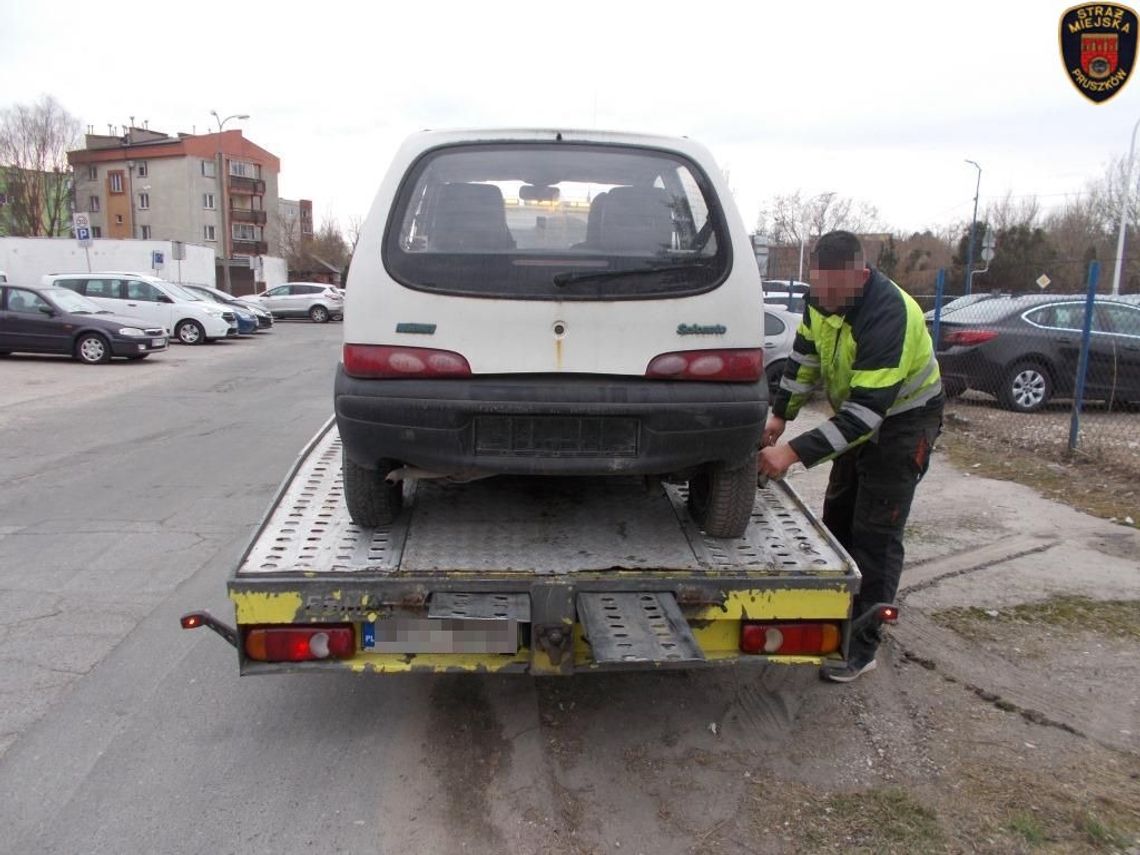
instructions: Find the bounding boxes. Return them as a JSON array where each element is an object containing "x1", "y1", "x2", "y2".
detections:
[{"x1": 0, "y1": 237, "x2": 216, "y2": 286}]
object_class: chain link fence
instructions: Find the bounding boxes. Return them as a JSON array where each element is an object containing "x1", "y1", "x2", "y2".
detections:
[{"x1": 920, "y1": 275, "x2": 1140, "y2": 480}]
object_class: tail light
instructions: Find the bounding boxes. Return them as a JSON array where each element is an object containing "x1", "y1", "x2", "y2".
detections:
[
  {"x1": 943, "y1": 329, "x2": 999, "y2": 346},
  {"x1": 343, "y1": 344, "x2": 472, "y2": 379},
  {"x1": 245, "y1": 625, "x2": 356, "y2": 661},
  {"x1": 740, "y1": 621, "x2": 841, "y2": 655},
  {"x1": 645, "y1": 348, "x2": 763, "y2": 381}
]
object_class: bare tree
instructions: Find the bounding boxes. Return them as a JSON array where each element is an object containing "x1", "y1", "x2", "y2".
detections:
[
  {"x1": 757, "y1": 190, "x2": 881, "y2": 249},
  {"x1": 0, "y1": 96, "x2": 80, "y2": 236},
  {"x1": 345, "y1": 214, "x2": 364, "y2": 252}
]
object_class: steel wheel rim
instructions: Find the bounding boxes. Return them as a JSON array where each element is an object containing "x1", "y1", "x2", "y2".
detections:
[
  {"x1": 1013, "y1": 369, "x2": 1045, "y2": 408},
  {"x1": 80, "y1": 337, "x2": 105, "y2": 362}
]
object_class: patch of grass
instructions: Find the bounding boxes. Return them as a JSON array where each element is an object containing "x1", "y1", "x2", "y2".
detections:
[
  {"x1": 803, "y1": 787, "x2": 949, "y2": 854},
  {"x1": 933, "y1": 596, "x2": 1140, "y2": 642},
  {"x1": 938, "y1": 427, "x2": 1140, "y2": 524},
  {"x1": 1078, "y1": 811, "x2": 1131, "y2": 850},
  {"x1": 1008, "y1": 812, "x2": 1047, "y2": 846}
]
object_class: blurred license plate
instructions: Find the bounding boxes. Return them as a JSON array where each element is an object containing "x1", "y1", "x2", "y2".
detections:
[
  {"x1": 362, "y1": 618, "x2": 518, "y2": 654},
  {"x1": 152, "y1": 338, "x2": 166, "y2": 347}
]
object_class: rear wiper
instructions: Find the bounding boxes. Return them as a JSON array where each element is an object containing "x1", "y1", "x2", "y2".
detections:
[{"x1": 552, "y1": 260, "x2": 712, "y2": 287}]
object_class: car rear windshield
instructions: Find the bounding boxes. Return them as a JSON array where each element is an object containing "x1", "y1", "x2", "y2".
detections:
[{"x1": 383, "y1": 143, "x2": 730, "y2": 301}]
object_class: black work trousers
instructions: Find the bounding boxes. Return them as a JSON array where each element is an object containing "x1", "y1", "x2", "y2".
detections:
[{"x1": 822, "y1": 398, "x2": 944, "y2": 658}]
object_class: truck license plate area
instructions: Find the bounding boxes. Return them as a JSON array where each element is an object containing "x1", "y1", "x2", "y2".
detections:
[{"x1": 362, "y1": 618, "x2": 519, "y2": 654}]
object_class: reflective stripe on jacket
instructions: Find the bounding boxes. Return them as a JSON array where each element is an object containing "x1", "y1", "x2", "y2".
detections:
[{"x1": 771, "y1": 268, "x2": 941, "y2": 468}]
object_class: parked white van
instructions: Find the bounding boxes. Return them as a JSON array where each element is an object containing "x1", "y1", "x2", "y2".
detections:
[
  {"x1": 335, "y1": 129, "x2": 767, "y2": 537},
  {"x1": 42, "y1": 272, "x2": 237, "y2": 344}
]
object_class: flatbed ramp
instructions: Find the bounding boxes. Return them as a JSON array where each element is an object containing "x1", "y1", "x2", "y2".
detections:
[{"x1": 221, "y1": 420, "x2": 859, "y2": 675}]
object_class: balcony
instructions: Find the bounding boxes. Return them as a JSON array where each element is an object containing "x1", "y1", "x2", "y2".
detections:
[
  {"x1": 228, "y1": 175, "x2": 266, "y2": 195},
  {"x1": 230, "y1": 208, "x2": 268, "y2": 225},
  {"x1": 231, "y1": 239, "x2": 269, "y2": 255}
]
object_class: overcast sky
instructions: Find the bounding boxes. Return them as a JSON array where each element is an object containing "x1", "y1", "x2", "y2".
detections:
[{"x1": 3, "y1": 0, "x2": 1139, "y2": 238}]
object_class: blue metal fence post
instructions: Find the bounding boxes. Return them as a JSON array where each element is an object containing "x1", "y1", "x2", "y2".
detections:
[
  {"x1": 932, "y1": 268, "x2": 946, "y2": 347},
  {"x1": 1068, "y1": 260, "x2": 1100, "y2": 451}
]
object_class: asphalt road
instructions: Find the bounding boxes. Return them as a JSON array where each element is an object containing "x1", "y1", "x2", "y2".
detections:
[{"x1": 2, "y1": 323, "x2": 1137, "y2": 854}]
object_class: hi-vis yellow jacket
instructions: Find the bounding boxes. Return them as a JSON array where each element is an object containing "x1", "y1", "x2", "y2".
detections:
[{"x1": 771, "y1": 269, "x2": 942, "y2": 468}]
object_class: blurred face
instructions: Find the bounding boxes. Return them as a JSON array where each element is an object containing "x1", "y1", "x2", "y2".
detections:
[{"x1": 808, "y1": 258, "x2": 870, "y2": 313}]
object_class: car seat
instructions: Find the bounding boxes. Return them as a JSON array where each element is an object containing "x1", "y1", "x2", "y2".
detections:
[{"x1": 429, "y1": 183, "x2": 517, "y2": 252}]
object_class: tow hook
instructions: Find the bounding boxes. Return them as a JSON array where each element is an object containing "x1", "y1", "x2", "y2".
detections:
[
  {"x1": 180, "y1": 610, "x2": 239, "y2": 648},
  {"x1": 535, "y1": 624, "x2": 572, "y2": 665}
]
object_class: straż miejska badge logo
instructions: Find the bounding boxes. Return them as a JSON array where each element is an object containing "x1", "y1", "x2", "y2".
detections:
[{"x1": 1061, "y1": 4, "x2": 1138, "y2": 103}]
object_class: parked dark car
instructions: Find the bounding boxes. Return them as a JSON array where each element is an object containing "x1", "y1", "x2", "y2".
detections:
[
  {"x1": 0, "y1": 285, "x2": 168, "y2": 364},
  {"x1": 932, "y1": 294, "x2": 1140, "y2": 411},
  {"x1": 181, "y1": 283, "x2": 271, "y2": 333}
]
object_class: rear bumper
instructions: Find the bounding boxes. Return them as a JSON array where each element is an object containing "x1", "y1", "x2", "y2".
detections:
[{"x1": 334, "y1": 366, "x2": 767, "y2": 475}]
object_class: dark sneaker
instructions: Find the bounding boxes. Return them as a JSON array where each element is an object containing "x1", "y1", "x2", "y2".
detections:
[{"x1": 820, "y1": 656, "x2": 877, "y2": 683}]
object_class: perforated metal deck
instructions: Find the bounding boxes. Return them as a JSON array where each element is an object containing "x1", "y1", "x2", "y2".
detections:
[{"x1": 238, "y1": 421, "x2": 850, "y2": 578}]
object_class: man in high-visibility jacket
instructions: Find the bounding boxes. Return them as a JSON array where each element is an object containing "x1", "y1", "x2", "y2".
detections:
[{"x1": 759, "y1": 230, "x2": 943, "y2": 683}]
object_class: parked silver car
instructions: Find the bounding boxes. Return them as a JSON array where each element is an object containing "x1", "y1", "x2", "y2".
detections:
[
  {"x1": 244, "y1": 282, "x2": 343, "y2": 323},
  {"x1": 762, "y1": 305, "x2": 801, "y2": 398}
]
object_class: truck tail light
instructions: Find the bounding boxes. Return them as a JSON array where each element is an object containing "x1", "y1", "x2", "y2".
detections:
[
  {"x1": 343, "y1": 344, "x2": 472, "y2": 379},
  {"x1": 244, "y1": 625, "x2": 356, "y2": 661},
  {"x1": 740, "y1": 622, "x2": 841, "y2": 655},
  {"x1": 645, "y1": 348, "x2": 763, "y2": 381},
  {"x1": 943, "y1": 329, "x2": 999, "y2": 346}
]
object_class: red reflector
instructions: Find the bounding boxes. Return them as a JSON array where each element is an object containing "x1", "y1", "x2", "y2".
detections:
[
  {"x1": 244, "y1": 625, "x2": 356, "y2": 662},
  {"x1": 740, "y1": 622, "x2": 841, "y2": 655},
  {"x1": 944, "y1": 329, "x2": 999, "y2": 346},
  {"x1": 645, "y1": 348, "x2": 763, "y2": 381},
  {"x1": 343, "y1": 344, "x2": 471, "y2": 379},
  {"x1": 878, "y1": 605, "x2": 900, "y2": 623},
  {"x1": 181, "y1": 614, "x2": 203, "y2": 629}
]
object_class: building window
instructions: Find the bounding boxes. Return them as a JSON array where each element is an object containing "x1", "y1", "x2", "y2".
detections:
[
  {"x1": 89, "y1": 195, "x2": 100, "y2": 212},
  {"x1": 115, "y1": 214, "x2": 124, "y2": 224},
  {"x1": 91, "y1": 226, "x2": 102, "y2": 238},
  {"x1": 87, "y1": 165, "x2": 97, "y2": 181},
  {"x1": 201, "y1": 160, "x2": 216, "y2": 178},
  {"x1": 137, "y1": 161, "x2": 148, "y2": 178},
  {"x1": 229, "y1": 160, "x2": 259, "y2": 179},
  {"x1": 138, "y1": 192, "x2": 150, "y2": 210},
  {"x1": 232, "y1": 223, "x2": 257, "y2": 241},
  {"x1": 141, "y1": 225, "x2": 152, "y2": 239},
  {"x1": 204, "y1": 225, "x2": 216, "y2": 241},
  {"x1": 109, "y1": 172, "x2": 124, "y2": 194},
  {"x1": 203, "y1": 193, "x2": 215, "y2": 209}
]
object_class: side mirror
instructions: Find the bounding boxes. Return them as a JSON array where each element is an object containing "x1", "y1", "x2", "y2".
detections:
[
  {"x1": 39, "y1": 305, "x2": 57, "y2": 316},
  {"x1": 158, "y1": 295, "x2": 174, "y2": 304}
]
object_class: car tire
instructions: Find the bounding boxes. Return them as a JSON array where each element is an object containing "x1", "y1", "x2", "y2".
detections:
[
  {"x1": 309, "y1": 305, "x2": 330, "y2": 323},
  {"x1": 1000, "y1": 361, "x2": 1052, "y2": 412},
  {"x1": 686, "y1": 449, "x2": 757, "y2": 539},
  {"x1": 343, "y1": 452, "x2": 404, "y2": 527},
  {"x1": 765, "y1": 360, "x2": 786, "y2": 400},
  {"x1": 75, "y1": 332, "x2": 111, "y2": 364},
  {"x1": 176, "y1": 319, "x2": 206, "y2": 345}
]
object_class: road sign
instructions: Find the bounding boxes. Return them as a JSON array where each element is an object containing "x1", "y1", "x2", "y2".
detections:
[
  {"x1": 981, "y1": 246, "x2": 995, "y2": 262},
  {"x1": 76, "y1": 227, "x2": 91, "y2": 241},
  {"x1": 1036, "y1": 274, "x2": 1051, "y2": 290},
  {"x1": 73, "y1": 213, "x2": 90, "y2": 230},
  {"x1": 151, "y1": 250, "x2": 165, "y2": 269}
]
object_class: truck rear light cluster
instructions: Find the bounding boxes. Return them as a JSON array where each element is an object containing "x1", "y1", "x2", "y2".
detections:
[
  {"x1": 343, "y1": 344, "x2": 472, "y2": 379},
  {"x1": 943, "y1": 330, "x2": 999, "y2": 346},
  {"x1": 644, "y1": 348, "x2": 763, "y2": 381},
  {"x1": 739, "y1": 621, "x2": 841, "y2": 655},
  {"x1": 244, "y1": 625, "x2": 356, "y2": 662}
]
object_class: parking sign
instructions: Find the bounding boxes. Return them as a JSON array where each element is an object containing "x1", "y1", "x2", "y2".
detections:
[{"x1": 74, "y1": 213, "x2": 93, "y2": 248}]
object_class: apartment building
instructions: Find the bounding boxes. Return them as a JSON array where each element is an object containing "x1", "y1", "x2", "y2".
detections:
[{"x1": 67, "y1": 126, "x2": 280, "y2": 292}]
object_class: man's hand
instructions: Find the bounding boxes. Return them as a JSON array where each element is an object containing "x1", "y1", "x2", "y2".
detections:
[
  {"x1": 761, "y1": 415, "x2": 787, "y2": 448},
  {"x1": 758, "y1": 443, "x2": 800, "y2": 481}
]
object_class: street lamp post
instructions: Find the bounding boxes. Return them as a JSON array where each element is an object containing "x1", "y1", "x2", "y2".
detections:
[
  {"x1": 964, "y1": 159, "x2": 981, "y2": 296},
  {"x1": 210, "y1": 110, "x2": 249, "y2": 294},
  {"x1": 1111, "y1": 117, "x2": 1140, "y2": 297}
]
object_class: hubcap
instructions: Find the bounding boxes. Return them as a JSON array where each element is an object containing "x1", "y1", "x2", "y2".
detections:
[
  {"x1": 312, "y1": 308, "x2": 328, "y2": 322},
  {"x1": 1012, "y1": 370, "x2": 1046, "y2": 408},
  {"x1": 180, "y1": 323, "x2": 200, "y2": 343},
  {"x1": 80, "y1": 338, "x2": 105, "y2": 362}
]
